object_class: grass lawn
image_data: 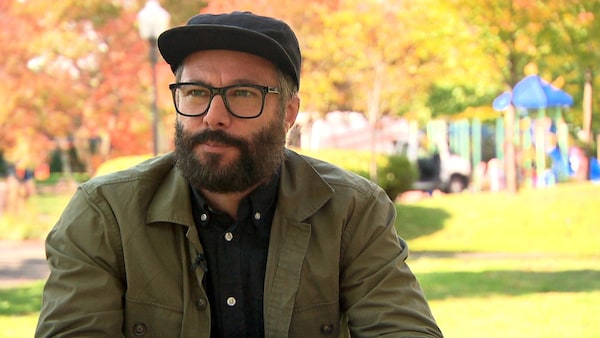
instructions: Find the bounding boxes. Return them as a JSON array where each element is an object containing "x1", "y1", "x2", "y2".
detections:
[
  {"x1": 408, "y1": 255, "x2": 600, "y2": 337},
  {"x1": 429, "y1": 292, "x2": 600, "y2": 337},
  {"x1": 396, "y1": 182, "x2": 600, "y2": 256},
  {"x1": 396, "y1": 181, "x2": 600, "y2": 337},
  {"x1": 0, "y1": 314, "x2": 39, "y2": 338},
  {"x1": 3, "y1": 257, "x2": 598, "y2": 338},
  {"x1": 0, "y1": 194, "x2": 71, "y2": 240},
  {"x1": 0, "y1": 180, "x2": 598, "y2": 337},
  {"x1": 0, "y1": 282, "x2": 44, "y2": 338}
]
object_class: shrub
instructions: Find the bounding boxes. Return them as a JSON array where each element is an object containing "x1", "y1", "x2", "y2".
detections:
[
  {"x1": 377, "y1": 154, "x2": 417, "y2": 199},
  {"x1": 294, "y1": 148, "x2": 415, "y2": 200}
]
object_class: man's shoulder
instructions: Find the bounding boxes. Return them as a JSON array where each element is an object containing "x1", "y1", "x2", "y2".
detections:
[
  {"x1": 82, "y1": 153, "x2": 177, "y2": 191},
  {"x1": 286, "y1": 149, "x2": 380, "y2": 196}
]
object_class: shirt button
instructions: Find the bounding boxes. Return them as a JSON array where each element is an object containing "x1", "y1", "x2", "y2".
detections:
[
  {"x1": 226, "y1": 297, "x2": 237, "y2": 306},
  {"x1": 195, "y1": 298, "x2": 207, "y2": 310},
  {"x1": 132, "y1": 323, "x2": 147, "y2": 336},
  {"x1": 200, "y1": 213, "x2": 208, "y2": 222},
  {"x1": 254, "y1": 212, "x2": 261, "y2": 220},
  {"x1": 224, "y1": 232, "x2": 233, "y2": 241}
]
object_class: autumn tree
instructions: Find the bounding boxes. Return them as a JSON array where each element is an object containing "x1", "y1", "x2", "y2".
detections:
[
  {"x1": 0, "y1": 0, "x2": 212, "y2": 176},
  {"x1": 3, "y1": 0, "x2": 600, "y2": 183},
  {"x1": 0, "y1": 1, "x2": 74, "y2": 171},
  {"x1": 536, "y1": 0, "x2": 600, "y2": 144}
]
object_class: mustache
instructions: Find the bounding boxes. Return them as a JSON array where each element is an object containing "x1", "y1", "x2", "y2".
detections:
[{"x1": 186, "y1": 129, "x2": 245, "y2": 148}]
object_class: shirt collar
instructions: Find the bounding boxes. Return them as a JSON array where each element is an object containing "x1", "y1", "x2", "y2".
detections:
[{"x1": 189, "y1": 169, "x2": 280, "y2": 228}]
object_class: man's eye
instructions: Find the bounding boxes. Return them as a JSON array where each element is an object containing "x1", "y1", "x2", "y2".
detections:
[
  {"x1": 187, "y1": 88, "x2": 210, "y2": 97},
  {"x1": 231, "y1": 88, "x2": 256, "y2": 97}
]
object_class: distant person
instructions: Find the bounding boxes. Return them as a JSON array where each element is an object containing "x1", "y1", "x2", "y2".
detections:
[
  {"x1": 487, "y1": 158, "x2": 502, "y2": 191},
  {"x1": 36, "y1": 11, "x2": 442, "y2": 337}
]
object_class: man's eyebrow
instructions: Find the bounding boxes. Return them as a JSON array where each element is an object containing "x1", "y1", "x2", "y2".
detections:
[
  {"x1": 180, "y1": 78, "x2": 265, "y2": 86},
  {"x1": 229, "y1": 78, "x2": 265, "y2": 85}
]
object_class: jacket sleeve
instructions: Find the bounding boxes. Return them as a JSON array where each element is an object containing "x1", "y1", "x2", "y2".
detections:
[
  {"x1": 339, "y1": 187, "x2": 443, "y2": 338},
  {"x1": 35, "y1": 186, "x2": 126, "y2": 338}
]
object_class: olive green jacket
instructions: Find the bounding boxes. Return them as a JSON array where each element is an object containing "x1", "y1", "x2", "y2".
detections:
[{"x1": 36, "y1": 149, "x2": 442, "y2": 338}]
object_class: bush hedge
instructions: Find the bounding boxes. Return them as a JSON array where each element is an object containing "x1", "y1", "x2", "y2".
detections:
[
  {"x1": 295, "y1": 148, "x2": 416, "y2": 199},
  {"x1": 376, "y1": 154, "x2": 417, "y2": 199}
]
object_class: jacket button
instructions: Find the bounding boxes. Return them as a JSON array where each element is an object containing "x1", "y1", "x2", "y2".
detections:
[
  {"x1": 133, "y1": 323, "x2": 147, "y2": 336},
  {"x1": 320, "y1": 323, "x2": 334, "y2": 335},
  {"x1": 196, "y1": 298, "x2": 208, "y2": 310}
]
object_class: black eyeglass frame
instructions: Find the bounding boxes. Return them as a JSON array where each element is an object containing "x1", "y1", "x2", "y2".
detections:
[{"x1": 168, "y1": 82, "x2": 281, "y2": 119}]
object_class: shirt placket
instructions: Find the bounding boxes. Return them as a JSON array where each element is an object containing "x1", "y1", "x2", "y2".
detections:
[{"x1": 218, "y1": 221, "x2": 245, "y2": 337}]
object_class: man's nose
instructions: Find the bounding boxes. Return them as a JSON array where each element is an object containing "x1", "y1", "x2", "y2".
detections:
[{"x1": 203, "y1": 94, "x2": 231, "y2": 129}]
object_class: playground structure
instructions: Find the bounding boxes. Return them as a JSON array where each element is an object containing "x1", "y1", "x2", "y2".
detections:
[
  {"x1": 492, "y1": 74, "x2": 584, "y2": 189},
  {"x1": 295, "y1": 74, "x2": 596, "y2": 192},
  {"x1": 424, "y1": 113, "x2": 573, "y2": 192},
  {"x1": 424, "y1": 76, "x2": 577, "y2": 191}
]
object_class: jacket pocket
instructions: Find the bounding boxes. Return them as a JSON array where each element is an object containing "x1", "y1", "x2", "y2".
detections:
[
  {"x1": 289, "y1": 300, "x2": 342, "y2": 337},
  {"x1": 124, "y1": 297, "x2": 183, "y2": 337}
]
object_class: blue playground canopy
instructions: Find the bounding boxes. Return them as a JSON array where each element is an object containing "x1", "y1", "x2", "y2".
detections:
[{"x1": 493, "y1": 75, "x2": 574, "y2": 111}]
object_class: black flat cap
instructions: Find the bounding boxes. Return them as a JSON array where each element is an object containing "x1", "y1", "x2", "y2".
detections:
[{"x1": 158, "y1": 11, "x2": 301, "y2": 88}]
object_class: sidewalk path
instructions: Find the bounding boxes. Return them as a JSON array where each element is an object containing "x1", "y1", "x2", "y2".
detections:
[{"x1": 0, "y1": 240, "x2": 49, "y2": 288}]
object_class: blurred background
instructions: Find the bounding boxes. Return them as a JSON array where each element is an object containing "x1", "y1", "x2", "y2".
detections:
[{"x1": 0, "y1": 0, "x2": 599, "y2": 337}]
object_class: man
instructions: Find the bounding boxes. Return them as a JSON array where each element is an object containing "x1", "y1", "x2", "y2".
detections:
[{"x1": 36, "y1": 11, "x2": 443, "y2": 338}]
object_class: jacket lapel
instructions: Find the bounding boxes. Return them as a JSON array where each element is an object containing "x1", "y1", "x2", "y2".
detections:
[
  {"x1": 263, "y1": 218, "x2": 311, "y2": 338},
  {"x1": 263, "y1": 150, "x2": 334, "y2": 338}
]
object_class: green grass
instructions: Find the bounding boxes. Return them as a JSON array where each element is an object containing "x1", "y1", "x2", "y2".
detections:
[
  {"x1": 428, "y1": 292, "x2": 600, "y2": 337},
  {"x1": 0, "y1": 282, "x2": 44, "y2": 338},
  {"x1": 1, "y1": 179, "x2": 599, "y2": 337},
  {"x1": 396, "y1": 182, "x2": 600, "y2": 256},
  {"x1": 408, "y1": 256, "x2": 600, "y2": 337},
  {"x1": 0, "y1": 314, "x2": 40, "y2": 338},
  {"x1": 394, "y1": 182, "x2": 600, "y2": 337},
  {"x1": 0, "y1": 194, "x2": 71, "y2": 240},
  {"x1": 0, "y1": 282, "x2": 44, "y2": 316},
  {"x1": 3, "y1": 258, "x2": 599, "y2": 337}
]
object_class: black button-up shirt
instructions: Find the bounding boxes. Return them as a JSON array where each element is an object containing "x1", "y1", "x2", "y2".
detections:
[{"x1": 190, "y1": 172, "x2": 279, "y2": 338}]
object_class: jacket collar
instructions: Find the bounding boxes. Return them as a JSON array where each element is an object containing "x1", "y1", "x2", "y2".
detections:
[
  {"x1": 276, "y1": 149, "x2": 335, "y2": 222},
  {"x1": 146, "y1": 149, "x2": 335, "y2": 227},
  {"x1": 146, "y1": 153, "x2": 195, "y2": 228}
]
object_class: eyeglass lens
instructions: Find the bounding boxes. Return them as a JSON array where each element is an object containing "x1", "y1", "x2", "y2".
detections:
[{"x1": 173, "y1": 84, "x2": 267, "y2": 118}]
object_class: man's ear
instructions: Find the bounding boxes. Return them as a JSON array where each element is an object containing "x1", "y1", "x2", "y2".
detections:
[{"x1": 284, "y1": 94, "x2": 300, "y2": 132}]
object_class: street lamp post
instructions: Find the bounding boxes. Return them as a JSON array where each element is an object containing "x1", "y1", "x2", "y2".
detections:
[{"x1": 137, "y1": 0, "x2": 170, "y2": 156}]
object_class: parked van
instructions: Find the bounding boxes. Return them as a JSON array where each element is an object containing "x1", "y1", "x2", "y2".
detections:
[{"x1": 396, "y1": 141, "x2": 471, "y2": 193}]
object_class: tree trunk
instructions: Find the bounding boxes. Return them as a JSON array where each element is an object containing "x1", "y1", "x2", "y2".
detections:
[
  {"x1": 368, "y1": 62, "x2": 384, "y2": 182},
  {"x1": 582, "y1": 67, "x2": 593, "y2": 142},
  {"x1": 504, "y1": 105, "x2": 518, "y2": 193}
]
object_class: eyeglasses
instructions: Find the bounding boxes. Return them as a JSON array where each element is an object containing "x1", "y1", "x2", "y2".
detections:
[{"x1": 169, "y1": 82, "x2": 281, "y2": 119}]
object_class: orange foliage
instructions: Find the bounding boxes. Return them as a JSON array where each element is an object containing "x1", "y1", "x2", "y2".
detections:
[{"x1": 0, "y1": 0, "x2": 177, "y2": 172}]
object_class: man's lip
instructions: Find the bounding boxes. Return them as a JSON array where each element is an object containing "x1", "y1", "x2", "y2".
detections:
[
  {"x1": 199, "y1": 141, "x2": 233, "y2": 152},
  {"x1": 203, "y1": 141, "x2": 228, "y2": 147}
]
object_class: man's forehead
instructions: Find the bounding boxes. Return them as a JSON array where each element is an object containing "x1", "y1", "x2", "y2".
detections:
[{"x1": 179, "y1": 50, "x2": 279, "y2": 82}]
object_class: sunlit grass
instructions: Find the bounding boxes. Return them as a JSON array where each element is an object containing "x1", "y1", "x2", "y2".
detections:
[
  {"x1": 0, "y1": 314, "x2": 39, "y2": 338},
  {"x1": 3, "y1": 258, "x2": 599, "y2": 338},
  {"x1": 0, "y1": 194, "x2": 71, "y2": 240},
  {"x1": 408, "y1": 256, "x2": 600, "y2": 338},
  {"x1": 0, "y1": 282, "x2": 43, "y2": 338},
  {"x1": 396, "y1": 182, "x2": 600, "y2": 337},
  {"x1": 1, "y1": 173, "x2": 599, "y2": 337},
  {"x1": 397, "y1": 182, "x2": 600, "y2": 256},
  {"x1": 429, "y1": 292, "x2": 600, "y2": 338}
]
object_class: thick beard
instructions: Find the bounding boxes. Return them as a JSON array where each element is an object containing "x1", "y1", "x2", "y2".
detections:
[{"x1": 174, "y1": 118, "x2": 287, "y2": 193}]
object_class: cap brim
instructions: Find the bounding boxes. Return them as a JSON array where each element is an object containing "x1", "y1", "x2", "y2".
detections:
[{"x1": 158, "y1": 25, "x2": 297, "y2": 84}]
